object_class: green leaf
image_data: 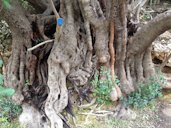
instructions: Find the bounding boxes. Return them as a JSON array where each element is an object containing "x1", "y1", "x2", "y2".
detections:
[
  {"x1": 0, "y1": 60, "x2": 3, "y2": 68},
  {"x1": 0, "y1": 74, "x2": 4, "y2": 85},
  {"x1": 0, "y1": 86, "x2": 15, "y2": 96},
  {"x1": 2, "y1": 0, "x2": 11, "y2": 9}
]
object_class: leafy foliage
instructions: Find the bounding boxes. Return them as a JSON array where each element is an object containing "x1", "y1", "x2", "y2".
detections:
[
  {"x1": 0, "y1": 86, "x2": 15, "y2": 96},
  {"x1": 0, "y1": 59, "x2": 3, "y2": 67},
  {"x1": 0, "y1": 59, "x2": 4, "y2": 85},
  {"x1": 0, "y1": 117, "x2": 21, "y2": 128},
  {"x1": 0, "y1": 60, "x2": 15, "y2": 96},
  {"x1": 2, "y1": 0, "x2": 11, "y2": 9},
  {"x1": 149, "y1": 0, "x2": 161, "y2": 6},
  {"x1": 0, "y1": 60, "x2": 21, "y2": 126},
  {"x1": 0, "y1": 73, "x2": 3, "y2": 85},
  {"x1": 19, "y1": 0, "x2": 35, "y2": 11},
  {"x1": 0, "y1": 20, "x2": 11, "y2": 53},
  {"x1": 0, "y1": 96, "x2": 22, "y2": 121},
  {"x1": 91, "y1": 67, "x2": 119, "y2": 104},
  {"x1": 0, "y1": 87, "x2": 21, "y2": 127},
  {"x1": 122, "y1": 73, "x2": 164, "y2": 108},
  {"x1": 141, "y1": 13, "x2": 152, "y2": 21}
]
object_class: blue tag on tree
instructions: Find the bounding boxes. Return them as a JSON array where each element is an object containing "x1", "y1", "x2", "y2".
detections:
[{"x1": 57, "y1": 18, "x2": 64, "y2": 26}]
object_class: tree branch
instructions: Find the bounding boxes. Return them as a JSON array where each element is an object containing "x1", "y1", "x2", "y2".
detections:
[
  {"x1": 49, "y1": 0, "x2": 59, "y2": 19},
  {"x1": 128, "y1": 11, "x2": 171, "y2": 57},
  {"x1": 27, "y1": 39, "x2": 54, "y2": 52}
]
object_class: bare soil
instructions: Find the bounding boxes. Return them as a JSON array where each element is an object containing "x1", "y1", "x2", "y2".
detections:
[{"x1": 69, "y1": 94, "x2": 171, "y2": 128}]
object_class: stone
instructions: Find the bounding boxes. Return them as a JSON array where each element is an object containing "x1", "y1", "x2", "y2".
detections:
[
  {"x1": 110, "y1": 87, "x2": 118, "y2": 101},
  {"x1": 152, "y1": 31, "x2": 171, "y2": 67},
  {"x1": 162, "y1": 107, "x2": 171, "y2": 117}
]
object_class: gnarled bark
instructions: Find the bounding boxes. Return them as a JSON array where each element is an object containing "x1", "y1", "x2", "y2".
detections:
[
  {"x1": 0, "y1": 0, "x2": 32, "y2": 104},
  {"x1": 114, "y1": 0, "x2": 134, "y2": 94}
]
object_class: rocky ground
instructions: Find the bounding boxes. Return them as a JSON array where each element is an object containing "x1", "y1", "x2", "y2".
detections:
[{"x1": 69, "y1": 89, "x2": 171, "y2": 128}]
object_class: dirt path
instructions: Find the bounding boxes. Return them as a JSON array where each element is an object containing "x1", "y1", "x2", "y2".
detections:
[
  {"x1": 157, "y1": 91, "x2": 171, "y2": 128},
  {"x1": 156, "y1": 73, "x2": 171, "y2": 128},
  {"x1": 155, "y1": 73, "x2": 171, "y2": 128},
  {"x1": 156, "y1": 103, "x2": 171, "y2": 128}
]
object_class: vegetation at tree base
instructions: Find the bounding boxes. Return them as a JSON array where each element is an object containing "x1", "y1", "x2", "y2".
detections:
[
  {"x1": 0, "y1": 59, "x2": 22, "y2": 128},
  {"x1": 0, "y1": 60, "x2": 15, "y2": 96},
  {"x1": 91, "y1": 67, "x2": 120, "y2": 104},
  {"x1": 0, "y1": 20, "x2": 11, "y2": 52},
  {"x1": 91, "y1": 66, "x2": 164, "y2": 108},
  {"x1": 2, "y1": 0, "x2": 11, "y2": 9},
  {"x1": 122, "y1": 72, "x2": 165, "y2": 108},
  {"x1": 0, "y1": 96, "x2": 22, "y2": 121}
]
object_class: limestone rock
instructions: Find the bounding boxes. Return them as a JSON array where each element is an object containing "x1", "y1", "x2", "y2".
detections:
[
  {"x1": 152, "y1": 31, "x2": 171, "y2": 67},
  {"x1": 162, "y1": 107, "x2": 171, "y2": 118}
]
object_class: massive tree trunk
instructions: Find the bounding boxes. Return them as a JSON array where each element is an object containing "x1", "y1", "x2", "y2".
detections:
[
  {"x1": 1, "y1": 0, "x2": 171, "y2": 127},
  {"x1": 0, "y1": 0, "x2": 32, "y2": 103}
]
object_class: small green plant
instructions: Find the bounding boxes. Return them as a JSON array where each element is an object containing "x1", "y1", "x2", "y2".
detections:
[
  {"x1": 0, "y1": 59, "x2": 15, "y2": 96},
  {"x1": 91, "y1": 67, "x2": 119, "y2": 104},
  {"x1": 0, "y1": 73, "x2": 3, "y2": 85},
  {"x1": 122, "y1": 73, "x2": 164, "y2": 108},
  {"x1": 0, "y1": 117, "x2": 21, "y2": 128},
  {"x1": 0, "y1": 59, "x2": 3, "y2": 67},
  {"x1": 0, "y1": 59, "x2": 4, "y2": 85},
  {"x1": 0, "y1": 86, "x2": 15, "y2": 96},
  {"x1": 0, "y1": 96, "x2": 22, "y2": 121},
  {"x1": 141, "y1": 13, "x2": 152, "y2": 21},
  {"x1": 2, "y1": 0, "x2": 11, "y2": 9},
  {"x1": 0, "y1": 60, "x2": 22, "y2": 126},
  {"x1": 25, "y1": 79, "x2": 30, "y2": 86},
  {"x1": 19, "y1": 0, "x2": 35, "y2": 11},
  {"x1": 149, "y1": 0, "x2": 160, "y2": 5}
]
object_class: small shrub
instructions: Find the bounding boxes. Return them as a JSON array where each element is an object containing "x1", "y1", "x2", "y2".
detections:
[
  {"x1": 0, "y1": 117, "x2": 21, "y2": 128},
  {"x1": 91, "y1": 67, "x2": 119, "y2": 104},
  {"x1": 0, "y1": 96, "x2": 22, "y2": 121},
  {"x1": 0, "y1": 59, "x2": 15, "y2": 96},
  {"x1": 0, "y1": 59, "x2": 4, "y2": 85},
  {"x1": 122, "y1": 73, "x2": 164, "y2": 108},
  {"x1": 0, "y1": 60, "x2": 22, "y2": 126},
  {"x1": 19, "y1": 0, "x2": 35, "y2": 11},
  {"x1": 2, "y1": 0, "x2": 11, "y2": 9},
  {"x1": 0, "y1": 73, "x2": 3, "y2": 85}
]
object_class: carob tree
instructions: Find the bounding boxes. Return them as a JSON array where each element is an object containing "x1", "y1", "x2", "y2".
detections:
[{"x1": 0, "y1": 0, "x2": 171, "y2": 128}]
